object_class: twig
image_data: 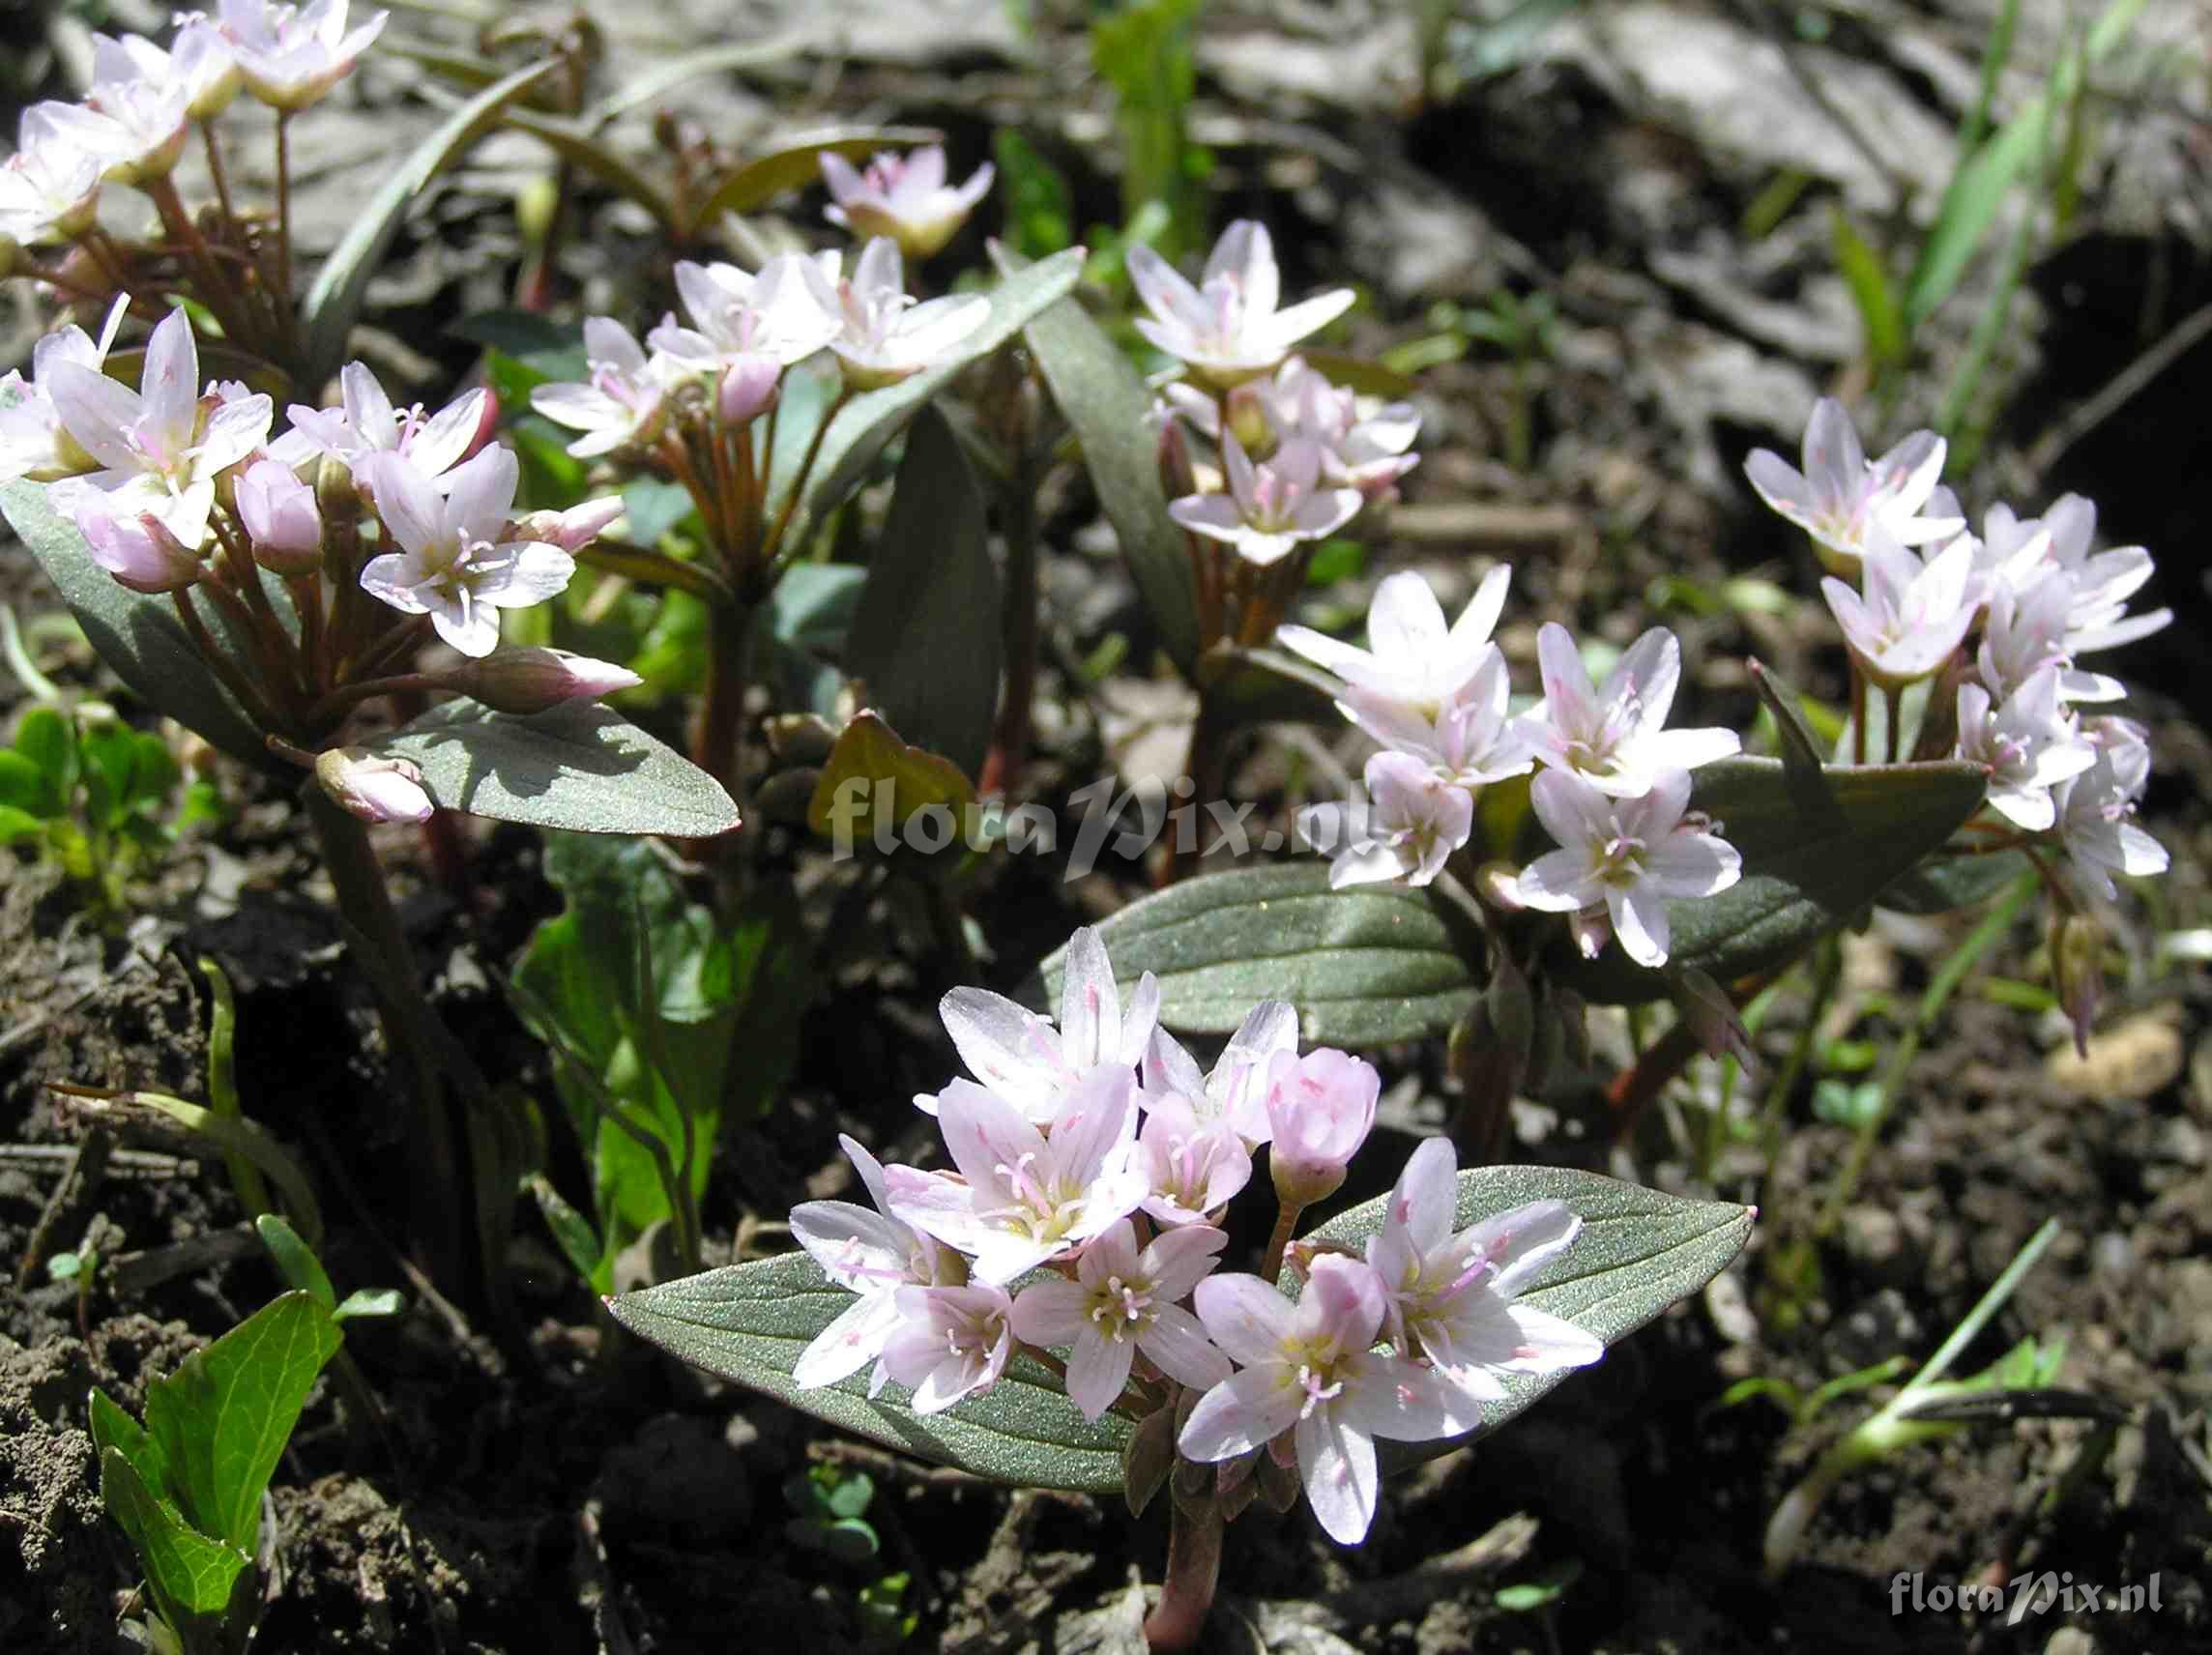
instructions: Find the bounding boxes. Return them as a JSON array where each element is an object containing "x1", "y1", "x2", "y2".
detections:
[{"x1": 2024, "y1": 298, "x2": 2212, "y2": 481}]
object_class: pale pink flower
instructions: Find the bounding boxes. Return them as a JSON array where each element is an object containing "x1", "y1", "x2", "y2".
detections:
[
  {"x1": 1366, "y1": 1138, "x2": 1602, "y2": 1406},
  {"x1": 1128, "y1": 220, "x2": 1354, "y2": 388},
  {"x1": 1165, "y1": 357, "x2": 1419, "y2": 501},
  {"x1": 1142, "y1": 1001, "x2": 1298, "y2": 1148},
  {"x1": 33, "y1": 80, "x2": 187, "y2": 189},
  {"x1": 1168, "y1": 433, "x2": 1362, "y2": 566},
  {"x1": 1344, "y1": 646, "x2": 1529, "y2": 789},
  {"x1": 314, "y1": 745, "x2": 431, "y2": 823},
  {"x1": 1745, "y1": 397, "x2": 1961, "y2": 575},
  {"x1": 884, "y1": 1070, "x2": 1148, "y2": 1285},
  {"x1": 1132, "y1": 1093, "x2": 1252, "y2": 1226},
  {"x1": 802, "y1": 238, "x2": 989, "y2": 390},
  {"x1": 821, "y1": 145, "x2": 994, "y2": 259},
  {"x1": 1514, "y1": 624, "x2": 1739, "y2": 798},
  {"x1": 1009, "y1": 1221, "x2": 1230, "y2": 1419},
  {"x1": 234, "y1": 456, "x2": 322, "y2": 571},
  {"x1": 1295, "y1": 749, "x2": 1473, "y2": 891},
  {"x1": 1514, "y1": 768, "x2": 1741, "y2": 971},
  {"x1": 0, "y1": 300, "x2": 129, "y2": 483},
  {"x1": 791, "y1": 1134, "x2": 964, "y2": 1394},
  {"x1": 2053, "y1": 722, "x2": 2166, "y2": 902},
  {"x1": 654, "y1": 252, "x2": 843, "y2": 378},
  {"x1": 529, "y1": 317, "x2": 675, "y2": 457},
  {"x1": 877, "y1": 1283, "x2": 1015, "y2": 1414},
  {"x1": 1278, "y1": 566, "x2": 1511, "y2": 726},
  {"x1": 358, "y1": 449, "x2": 574, "y2": 657},
  {"x1": 1263, "y1": 1048, "x2": 1379, "y2": 1206},
  {"x1": 1954, "y1": 665, "x2": 2093, "y2": 833},
  {"x1": 1821, "y1": 529, "x2": 1979, "y2": 690},
  {"x1": 218, "y1": 0, "x2": 388, "y2": 111},
  {"x1": 69, "y1": 499, "x2": 203, "y2": 593},
  {"x1": 1179, "y1": 1255, "x2": 1482, "y2": 1545},
  {"x1": 273, "y1": 362, "x2": 488, "y2": 482},
  {"x1": 0, "y1": 111, "x2": 104, "y2": 245}
]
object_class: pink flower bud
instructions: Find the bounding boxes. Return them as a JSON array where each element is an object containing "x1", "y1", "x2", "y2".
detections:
[
  {"x1": 445, "y1": 648, "x2": 641, "y2": 714},
  {"x1": 314, "y1": 747, "x2": 433, "y2": 824},
  {"x1": 75, "y1": 503, "x2": 201, "y2": 594},
  {"x1": 1263, "y1": 1048, "x2": 1379, "y2": 1207},
  {"x1": 717, "y1": 353, "x2": 781, "y2": 427},
  {"x1": 509, "y1": 496, "x2": 624, "y2": 553},
  {"x1": 234, "y1": 458, "x2": 323, "y2": 573}
]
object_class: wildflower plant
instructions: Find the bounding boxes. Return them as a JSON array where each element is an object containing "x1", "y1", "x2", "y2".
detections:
[{"x1": 612, "y1": 927, "x2": 1753, "y2": 1645}]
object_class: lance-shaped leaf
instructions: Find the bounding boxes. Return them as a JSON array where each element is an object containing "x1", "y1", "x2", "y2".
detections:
[
  {"x1": 690, "y1": 126, "x2": 944, "y2": 228},
  {"x1": 1035, "y1": 863, "x2": 1482, "y2": 1048},
  {"x1": 608, "y1": 1252, "x2": 1132, "y2": 1493},
  {"x1": 300, "y1": 59, "x2": 563, "y2": 388},
  {"x1": 1017, "y1": 280, "x2": 1202, "y2": 674},
  {"x1": 1289, "y1": 1166, "x2": 1753, "y2": 1471},
  {"x1": 773, "y1": 248, "x2": 1086, "y2": 551},
  {"x1": 843, "y1": 405, "x2": 1000, "y2": 779},
  {"x1": 141, "y1": 1291, "x2": 341, "y2": 1554},
  {"x1": 1551, "y1": 757, "x2": 1989, "y2": 1002},
  {"x1": 97, "y1": 1447, "x2": 254, "y2": 1640},
  {"x1": 0, "y1": 480, "x2": 276, "y2": 771},
  {"x1": 1879, "y1": 849, "x2": 2034, "y2": 915},
  {"x1": 360, "y1": 698, "x2": 739, "y2": 836}
]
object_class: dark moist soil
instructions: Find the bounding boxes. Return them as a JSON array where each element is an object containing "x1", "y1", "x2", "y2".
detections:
[{"x1": 6, "y1": 6, "x2": 2211, "y2": 1653}]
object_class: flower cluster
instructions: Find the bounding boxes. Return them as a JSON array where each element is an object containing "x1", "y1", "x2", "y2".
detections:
[
  {"x1": 793, "y1": 929, "x2": 1599, "y2": 1544},
  {"x1": 1278, "y1": 568, "x2": 1743, "y2": 970},
  {"x1": 1748, "y1": 399, "x2": 2169, "y2": 907}
]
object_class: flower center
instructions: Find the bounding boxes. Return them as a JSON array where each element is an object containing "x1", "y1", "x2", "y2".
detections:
[{"x1": 1089, "y1": 1273, "x2": 1156, "y2": 1343}]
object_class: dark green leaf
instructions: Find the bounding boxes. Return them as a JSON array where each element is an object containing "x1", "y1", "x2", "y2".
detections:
[
  {"x1": 608, "y1": 1251, "x2": 1133, "y2": 1493},
  {"x1": 1037, "y1": 863, "x2": 1482, "y2": 1048},
  {"x1": 1293, "y1": 1166, "x2": 1753, "y2": 1471},
  {"x1": 1200, "y1": 645, "x2": 1342, "y2": 727},
  {"x1": 300, "y1": 60, "x2": 563, "y2": 386},
  {"x1": 0, "y1": 481, "x2": 276, "y2": 771},
  {"x1": 141, "y1": 1291, "x2": 340, "y2": 1553},
  {"x1": 1018, "y1": 284, "x2": 1202, "y2": 673},
  {"x1": 97, "y1": 1445, "x2": 253, "y2": 1631},
  {"x1": 450, "y1": 308, "x2": 588, "y2": 371},
  {"x1": 361, "y1": 698, "x2": 739, "y2": 837},
  {"x1": 1878, "y1": 849, "x2": 2034, "y2": 915},
  {"x1": 253, "y1": 1214, "x2": 335, "y2": 1313},
  {"x1": 779, "y1": 249, "x2": 1086, "y2": 551},
  {"x1": 994, "y1": 128, "x2": 1074, "y2": 258},
  {"x1": 77, "y1": 718, "x2": 138, "y2": 829},
  {"x1": 15, "y1": 704, "x2": 76, "y2": 802},
  {"x1": 0, "y1": 747, "x2": 59, "y2": 819},
  {"x1": 844, "y1": 405, "x2": 1000, "y2": 779},
  {"x1": 89, "y1": 1386, "x2": 167, "y2": 1498},
  {"x1": 1552, "y1": 757, "x2": 1989, "y2": 1002},
  {"x1": 692, "y1": 127, "x2": 943, "y2": 226}
]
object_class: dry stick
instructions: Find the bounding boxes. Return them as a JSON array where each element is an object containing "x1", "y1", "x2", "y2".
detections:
[{"x1": 2026, "y1": 298, "x2": 2212, "y2": 482}]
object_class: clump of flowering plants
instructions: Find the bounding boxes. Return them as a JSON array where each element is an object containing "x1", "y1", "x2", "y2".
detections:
[{"x1": 610, "y1": 928, "x2": 1753, "y2": 1647}]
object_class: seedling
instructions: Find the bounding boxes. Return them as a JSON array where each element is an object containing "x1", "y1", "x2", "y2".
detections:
[{"x1": 0, "y1": 701, "x2": 194, "y2": 918}]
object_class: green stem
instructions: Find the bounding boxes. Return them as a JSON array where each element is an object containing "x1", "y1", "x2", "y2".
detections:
[
  {"x1": 761, "y1": 387, "x2": 852, "y2": 563},
  {"x1": 690, "y1": 599, "x2": 755, "y2": 821},
  {"x1": 1144, "y1": 1495, "x2": 1224, "y2": 1653},
  {"x1": 984, "y1": 456, "x2": 1043, "y2": 796}
]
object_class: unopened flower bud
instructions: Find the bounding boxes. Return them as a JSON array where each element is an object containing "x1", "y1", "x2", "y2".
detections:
[
  {"x1": 445, "y1": 648, "x2": 640, "y2": 714},
  {"x1": 509, "y1": 496, "x2": 623, "y2": 553},
  {"x1": 315, "y1": 451, "x2": 358, "y2": 516},
  {"x1": 315, "y1": 747, "x2": 433, "y2": 824},
  {"x1": 1473, "y1": 859, "x2": 1526, "y2": 915},
  {"x1": 77, "y1": 506, "x2": 201, "y2": 594},
  {"x1": 2052, "y1": 910, "x2": 2105, "y2": 1059},
  {"x1": 234, "y1": 458, "x2": 323, "y2": 573},
  {"x1": 1225, "y1": 382, "x2": 1273, "y2": 458},
  {"x1": 1264, "y1": 1047, "x2": 1379, "y2": 1208},
  {"x1": 717, "y1": 353, "x2": 781, "y2": 427}
]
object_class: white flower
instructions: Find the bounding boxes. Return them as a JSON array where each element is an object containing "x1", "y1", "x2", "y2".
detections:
[
  {"x1": 1128, "y1": 220, "x2": 1354, "y2": 388},
  {"x1": 1513, "y1": 768, "x2": 1741, "y2": 970},
  {"x1": 1168, "y1": 433, "x2": 1362, "y2": 566},
  {"x1": 155, "y1": 15, "x2": 246, "y2": 119},
  {"x1": 1130, "y1": 1093, "x2": 1252, "y2": 1227},
  {"x1": 1366, "y1": 1137, "x2": 1602, "y2": 1405},
  {"x1": 218, "y1": 0, "x2": 388, "y2": 111},
  {"x1": 1141, "y1": 999, "x2": 1298, "y2": 1148},
  {"x1": 803, "y1": 238, "x2": 990, "y2": 390},
  {"x1": 2052, "y1": 722, "x2": 2166, "y2": 902},
  {"x1": 1954, "y1": 665, "x2": 2094, "y2": 833},
  {"x1": 1347, "y1": 646, "x2": 1529, "y2": 791},
  {"x1": 88, "y1": 30, "x2": 222, "y2": 152},
  {"x1": 1745, "y1": 397, "x2": 1961, "y2": 574},
  {"x1": 1164, "y1": 357, "x2": 1420, "y2": 501},
  {"x1": 43, "y1": 305, "x2": 271, "y2": 552},
  {"x1": 876, "y1": 1283, "x2": 1015, "y2": 1414},
  {"x1": 0, "y1": 110, "x2": 104, "y2": 245},
  {"x1": 529, "y1": 317, "x2": 676, "y2": 458},
  {"x1": 1515, "y1": 624, "x2": 1739, "y2": 797},
  {"x1": 884, "y1": 1070, "x2": 1149, "y2": 1286},
  {"x1": 1821, "y1": 529, "x2": 1979, "y2": 690},
  {"x1": 1296, "y1": 750, "x2": 1473, "y2": 890},
  {"x1": 791, "y1": 1134, "x2": 963, "y2": 1394},
  {"x1": 1009, "y1": 1221, "x2": 1230, "y2": 1419},
  {"x1": 655, "y1": 251, "x2": 843, "y2": 377},
  {"x1": 0, "y1": 299, "x2": 129, "y2": 483},
  {"x1": 1179, "y1": 1255, "x2": 1482, "y2": 1545},
  {"x1": 33, "y1": 74, "x2": 188, "y2": 188},
  {"x1": 821, "y1": 145, "x2": 994, "y2": 259},
  {"x1": 357, "y1": 448, "x2": 574, "y2": 657},
  {"x1": 272, "y1": 361, "x2": 487, "y2": 482},
  {"x1": 923, "y1": 925, "x2": 1158, "y2": 1124},
  {"x1": 1278, "y1": 566, "x2": 1511, "y2": 725}
]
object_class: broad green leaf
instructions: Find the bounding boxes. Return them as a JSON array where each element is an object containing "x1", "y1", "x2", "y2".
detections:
[
  {"x1": 360, "y1": 698, "x2": 739, "y2": 837},
  {"x1": 300, "y1": 59, "x2": 563, "y2": 387},
  {"x1": 690, "y1": 126, "x2": 944, "y2": 227},
  {"x1": 89, "y1": 1386, "x2": 167, "y2": 1499},
  {"x1": 98, "y1": 1446, "x2": 253, "y2": 1634},
  {"x1": 777, "y1": 249, "x2": 1086, "y2": 551},
  {"x1": 1879, "y1": 849, "x2": 2034, "y2": 915},
  {"x1": 1036, "y1": 863, "x2": 1482, "y2": 1047},
  {"x1": 141, "y1": 1291, "x2": 341, "y2": 1554},
  {"x1": 1018, "y1": 284, "x2": 1202, "y2": 673},
  {"x1": 806, "y1": 711, "x2": 978, "y2": 849},
  {"x1": 15, "y1": 704, "x2": 76, "y2": 808},
  {"x1": 844, "y1": 406, "x2": 1000, "y2": 779},
  {"x1": 0, "y1": 481, "x2": 275, "y2": 771},
  {"x1": 608, "y1": 1251, "x2": 1133, "y2": 1493},
  {"x1": 1294, "y1": 1166, "x2": 1753, "y2": 1470},
  {"x1": 253, "y1": 1214, "x2": 335, "y2": 1312},
  {"x1": 1551, "y1": 757, "x2": 1989, "y2": 1002}
]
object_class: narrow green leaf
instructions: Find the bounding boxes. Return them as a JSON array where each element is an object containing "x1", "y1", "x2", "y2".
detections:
[
  {"x1": 113, "y1": 1089, "x2": 323, "y2": 1248},
  {"x1": 1037, "y1": 863, "x2": 1483, "y2": 1048},
  {"x1": 253, "y1": 1214, "x2": 335, "y2": 1312},
  {"x1": 844, "y1": 405, "x2": 1000, "y2": 779},
  {"x1": 0, "y1": 481, "x2": 275, "y2": 770},
  {"x1": 690, "y1": 127, "x2": 944, "y2": 227},
  {"x1": 332, "y1": 1289, "x2": 405, "y2": 1322},
  {"x1": 1903, "y1": 79, "x2": 2057, "y2": 330},
  {"x1": 300, "y1": 59, "x2": 563, "y2": 386},
  {"x1": 525, "y1": 1170, "x2": 603, "y2": 1284},
  {"x1": 1017, "y1": 284, "x2": 1202, "y2": 673},
  {"x1": 607, "y1": 1253, "x2": 1133, "y2": 1493},
  {"x1": 779, "y1": 248, "x2": 1086, "y2": 552},
  {"x1": 98, "y1": 1446, "x2": 253, "y2": 1626},
  {"x1": 1294, "y1": 1166, "x2": 1753, "y2": 1470},
  {"x1": 141, "y1": 1292, "x2": 341, "y2": 1554},
  {"x1": 360, "y1": 698, "x2": 740, "y2": 837},
  {"x1": 1831, "y1": 210, "x2": 1906, "y2": 368}
]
